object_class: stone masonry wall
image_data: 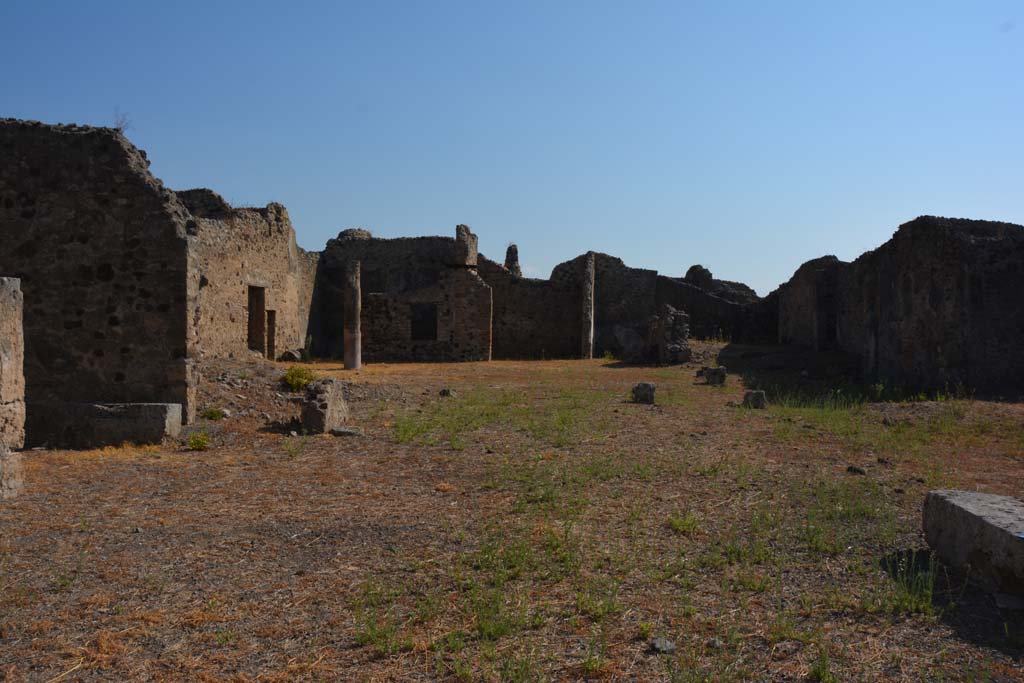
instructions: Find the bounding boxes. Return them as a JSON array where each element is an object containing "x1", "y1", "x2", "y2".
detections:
[
  {"x1": 548, "y1": 252, "x2": 772, "y2": 355},
  {"x1": 0, "y1": 278, "x2": 25, "y2": 449},
  {"x1": 311, "y1": 228, "x2": 492, "y2": 362},
  {"x1": 0, "y1": 120, "x2": 196, "y2": 427},
  {"x1": 477, "y1": 255, "x2": 579, "y2": 359},
  {"x1": 835, "y1": 216, "x2": 1024, "y2": 392},
  {"x1": 182, "y1": 189, "x2": 315, "y2": 360},
  {"x1": 776, "y1": 255, "x2": 844, "y2": 350}
]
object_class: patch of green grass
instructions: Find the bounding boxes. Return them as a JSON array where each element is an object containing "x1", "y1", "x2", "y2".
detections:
[
  {"x1": 666, "y1": 510, "x2": 699, "y2": 536},
  {"x1": 497, "y1": 649, "x2": 547, "y2": 683},
  {"x1": 808, "y1": 644, "x2": 836, "y2": 682},
  {"x1": 200, "y1": 407, "x2": 226, "y2": 421},
  {"x1": 875, "y1": 552, "x2": 937, "y2": 615},
  {"x1": 394, "y1": 388, "x2": 607, "y2": 449},
  {"x1": 575, "y1": 576, "x2": 621, "y2": 621},
  {"x1": 469, "y1": 586, "x2": 526, "y2": 641},
  {"x1": 581, "y1": 628, "x2": 608, "y2": 675}
]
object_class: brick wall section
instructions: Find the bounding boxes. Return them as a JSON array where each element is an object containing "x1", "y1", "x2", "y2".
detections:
[
  {"x1": 311, "y1": 228, "x2": 492, "y2": 361},
  {"x1": 0, "y1": 278, "x2": 25, "y2": 449},
  {"x1": 477, "y1": 256, "x2": 579, "y2": 359},
  {"x1": 0, "y1": 120, "x2": 196, "y2": 424},
  {"x1": 182, "y1": 189, "x2": 315, "y2": 359}
]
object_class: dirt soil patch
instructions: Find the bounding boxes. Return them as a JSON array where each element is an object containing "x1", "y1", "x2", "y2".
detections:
[{"x1": 2, "y1": 342, "x2": 1023, "y2": 681}]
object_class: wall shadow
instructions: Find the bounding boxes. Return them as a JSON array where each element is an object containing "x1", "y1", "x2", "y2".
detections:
[{"x1": 880, "y1": 549, "x2": 1024, "y2": 657}]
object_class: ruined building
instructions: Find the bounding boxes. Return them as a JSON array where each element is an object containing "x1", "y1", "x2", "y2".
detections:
[
  {"x1": 1, "y1": 117, "x2": 1021, "y2": 449},
  {"x1": 773, "y1": 217, "x2": 1024, "y2": 393},
  {"x1": 0, "y1": 119, "x2": 317, "y2": 446}
]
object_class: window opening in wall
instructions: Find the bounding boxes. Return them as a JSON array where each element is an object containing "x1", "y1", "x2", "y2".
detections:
[
  {"x1": 410, "y1": 302, "x2": 438, "y2": 341},
  {"x1": 247, "y1": 286, "x2": 267, "y2": 354}
]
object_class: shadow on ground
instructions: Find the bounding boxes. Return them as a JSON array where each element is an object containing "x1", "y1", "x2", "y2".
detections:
[
  {"x1": 881, "y1": 549, "x2": 1024, "y2": 658},
  {"x1": 715, "y1": 343, "x2": 861, "y2": 400}
]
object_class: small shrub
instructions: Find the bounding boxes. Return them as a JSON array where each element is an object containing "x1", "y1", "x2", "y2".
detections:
[
  {"x1": 188, "y1": 429, "x2": 211, "y2": 451},
  {"x1": 280, "y1": 365, "x2": 317, "y2": 392},
  {"x1": 200, "y1": 408, "x2": 226, "y2": 421},
  {"x1": 808, "y1": 645, "x2": 835, "y2": 682},
  {"x1": 667, "y1": 510, "x2": 699, "y2": 536}
]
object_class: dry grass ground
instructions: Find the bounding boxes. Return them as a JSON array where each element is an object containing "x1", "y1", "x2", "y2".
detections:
[{"x1": 2, "y1": 342, "x2": 1023, "y2": 682}]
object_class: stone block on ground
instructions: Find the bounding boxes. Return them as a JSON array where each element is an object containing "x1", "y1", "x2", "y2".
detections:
[
  {"x1": 632, "y1": 382, "x2": 656, "y2": 404},
  {"x1": 0, "y1": 447, "x2": 23, "y2": 500},
  {"x1": 26, "y1": 403, "x2": 182, "y2": 449},
  {"x1": 301, "y1": 379, "x2": 348, "y2": 433},
  {"x1": 742, "y1": 390, "x2": 767, "y2": 409},
  {"x1": 923, "y1": 490, "x2": 1024, "y2": 596},
  {"x1": 701, "y1": 367, "x2": 727, "y2": 386}
]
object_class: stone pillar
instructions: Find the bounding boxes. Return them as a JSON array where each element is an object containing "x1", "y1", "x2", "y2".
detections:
[
  {"x1": 0, "y1": 278, "x2": 25, "y2": 450},
  {"x1": 581, "y1": 253, "x2": 595, "y2": 359},
  {"x1": 504, "y1": 244, "x2": 522, "y2": 278},
  {"x1": 344, "y1": 261, "x2": 362, "y2": 370}
]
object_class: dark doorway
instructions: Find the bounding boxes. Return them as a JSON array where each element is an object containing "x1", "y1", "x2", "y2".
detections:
[
  {"x1": 248, "y1": 286, "x2": 266, "y2": 355},
  {"x1": 266, "y1": 309, "x2": 277, "y2": 360},
  {"x1": 410, "y1": 302, "x2": 438, "y2": 341}
]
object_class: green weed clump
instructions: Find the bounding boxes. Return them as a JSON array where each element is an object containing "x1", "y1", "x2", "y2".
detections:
[
  {"x1": 187, "y1": 429, "x2": 211, "y2": 451},
  {"x1": 200, "y1": 407, "x2": 226, "y2": 421},
  {"x1": 280, "y1": 365, "x2": 317, "y2": 392}
]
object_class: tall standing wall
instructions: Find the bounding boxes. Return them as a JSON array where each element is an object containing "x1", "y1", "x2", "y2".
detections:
[
  {"x1": 776, "y1": 216, "x2": 1024, "y2": 393},
  {"x1": 180, "y1": 189, "x2": 315, "y2": 360},
  {"x1": 0, "y1": 120, "x2": 197, "y2": 433}
]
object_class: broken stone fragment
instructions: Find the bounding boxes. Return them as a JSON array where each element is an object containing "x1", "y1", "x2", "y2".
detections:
[
  {"x1": 742, "y1": 390, "x2": 767, "y2": 409},
  {"x1": 700, "y1": 367, "x2": 726, "y2": 386},
  {"x1": 923, "y1": 490, "x2": 1024, "y2": 596},
  {"x1": 278, "y1": 349, "x2": 302, "y2": 363},
  {"x1": 631, "y1": 382, "x2": 656, "y2": 404},
  {"x1": 649, "y1": 637, "x2": 676, "y2": 655},
  {"x1": 300, "y1": 379, "x2": 348, "y2": 434}
]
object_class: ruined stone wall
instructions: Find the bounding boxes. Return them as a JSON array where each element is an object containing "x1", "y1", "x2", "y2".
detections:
[
  {"x1": 654, "y1": 276, "x2": 759, "y2": 341},
  {"x1": 547, "y1": 252, "x2": 772, "y2": 353},
  {"x1": 311, "y1": 228, "x2": 492, "y2": 361},
  {"x1": 477, "y1": 256, "x2": 579, "y2": 359},
  {"x1": 0, "y1": 120, "x2": 196, "y2": 426},
  {"x1": 551, "y1": 253, "x2": 658, "y2": 357},
  {"x1": 0, "y1": 278, "x2": 25, "y2": 449},
  {"x1": 835, "y1": 217, "x2": 1024, "y2": 392},
  {"x1": 682, "y1": 265, "x2": 759, "y2": 305},
  {"x1": 182, "y1": 189, "x2": 313, "y2": 360},
  {"x1": 776, "y1": 256, "x2": 844, "y2": 350}
]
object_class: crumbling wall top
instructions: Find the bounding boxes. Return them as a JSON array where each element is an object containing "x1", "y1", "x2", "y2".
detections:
[{"x1": 177, "y1": 188, "x2": 233, "y2": 218}]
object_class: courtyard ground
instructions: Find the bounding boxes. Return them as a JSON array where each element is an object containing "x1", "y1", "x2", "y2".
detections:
[{"x1": 1, "y1": 342, "x2": 1023, "y2": 682}]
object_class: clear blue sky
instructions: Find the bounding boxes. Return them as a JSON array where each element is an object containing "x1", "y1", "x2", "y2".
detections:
[{"x1": 3, "y1": 2, "x2": 1021, "y2": 294}]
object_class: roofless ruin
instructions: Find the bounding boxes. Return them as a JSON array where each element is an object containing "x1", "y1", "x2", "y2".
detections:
[{"x1": 1, "y1": 118, "x2": 1022, "y2": 449}]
